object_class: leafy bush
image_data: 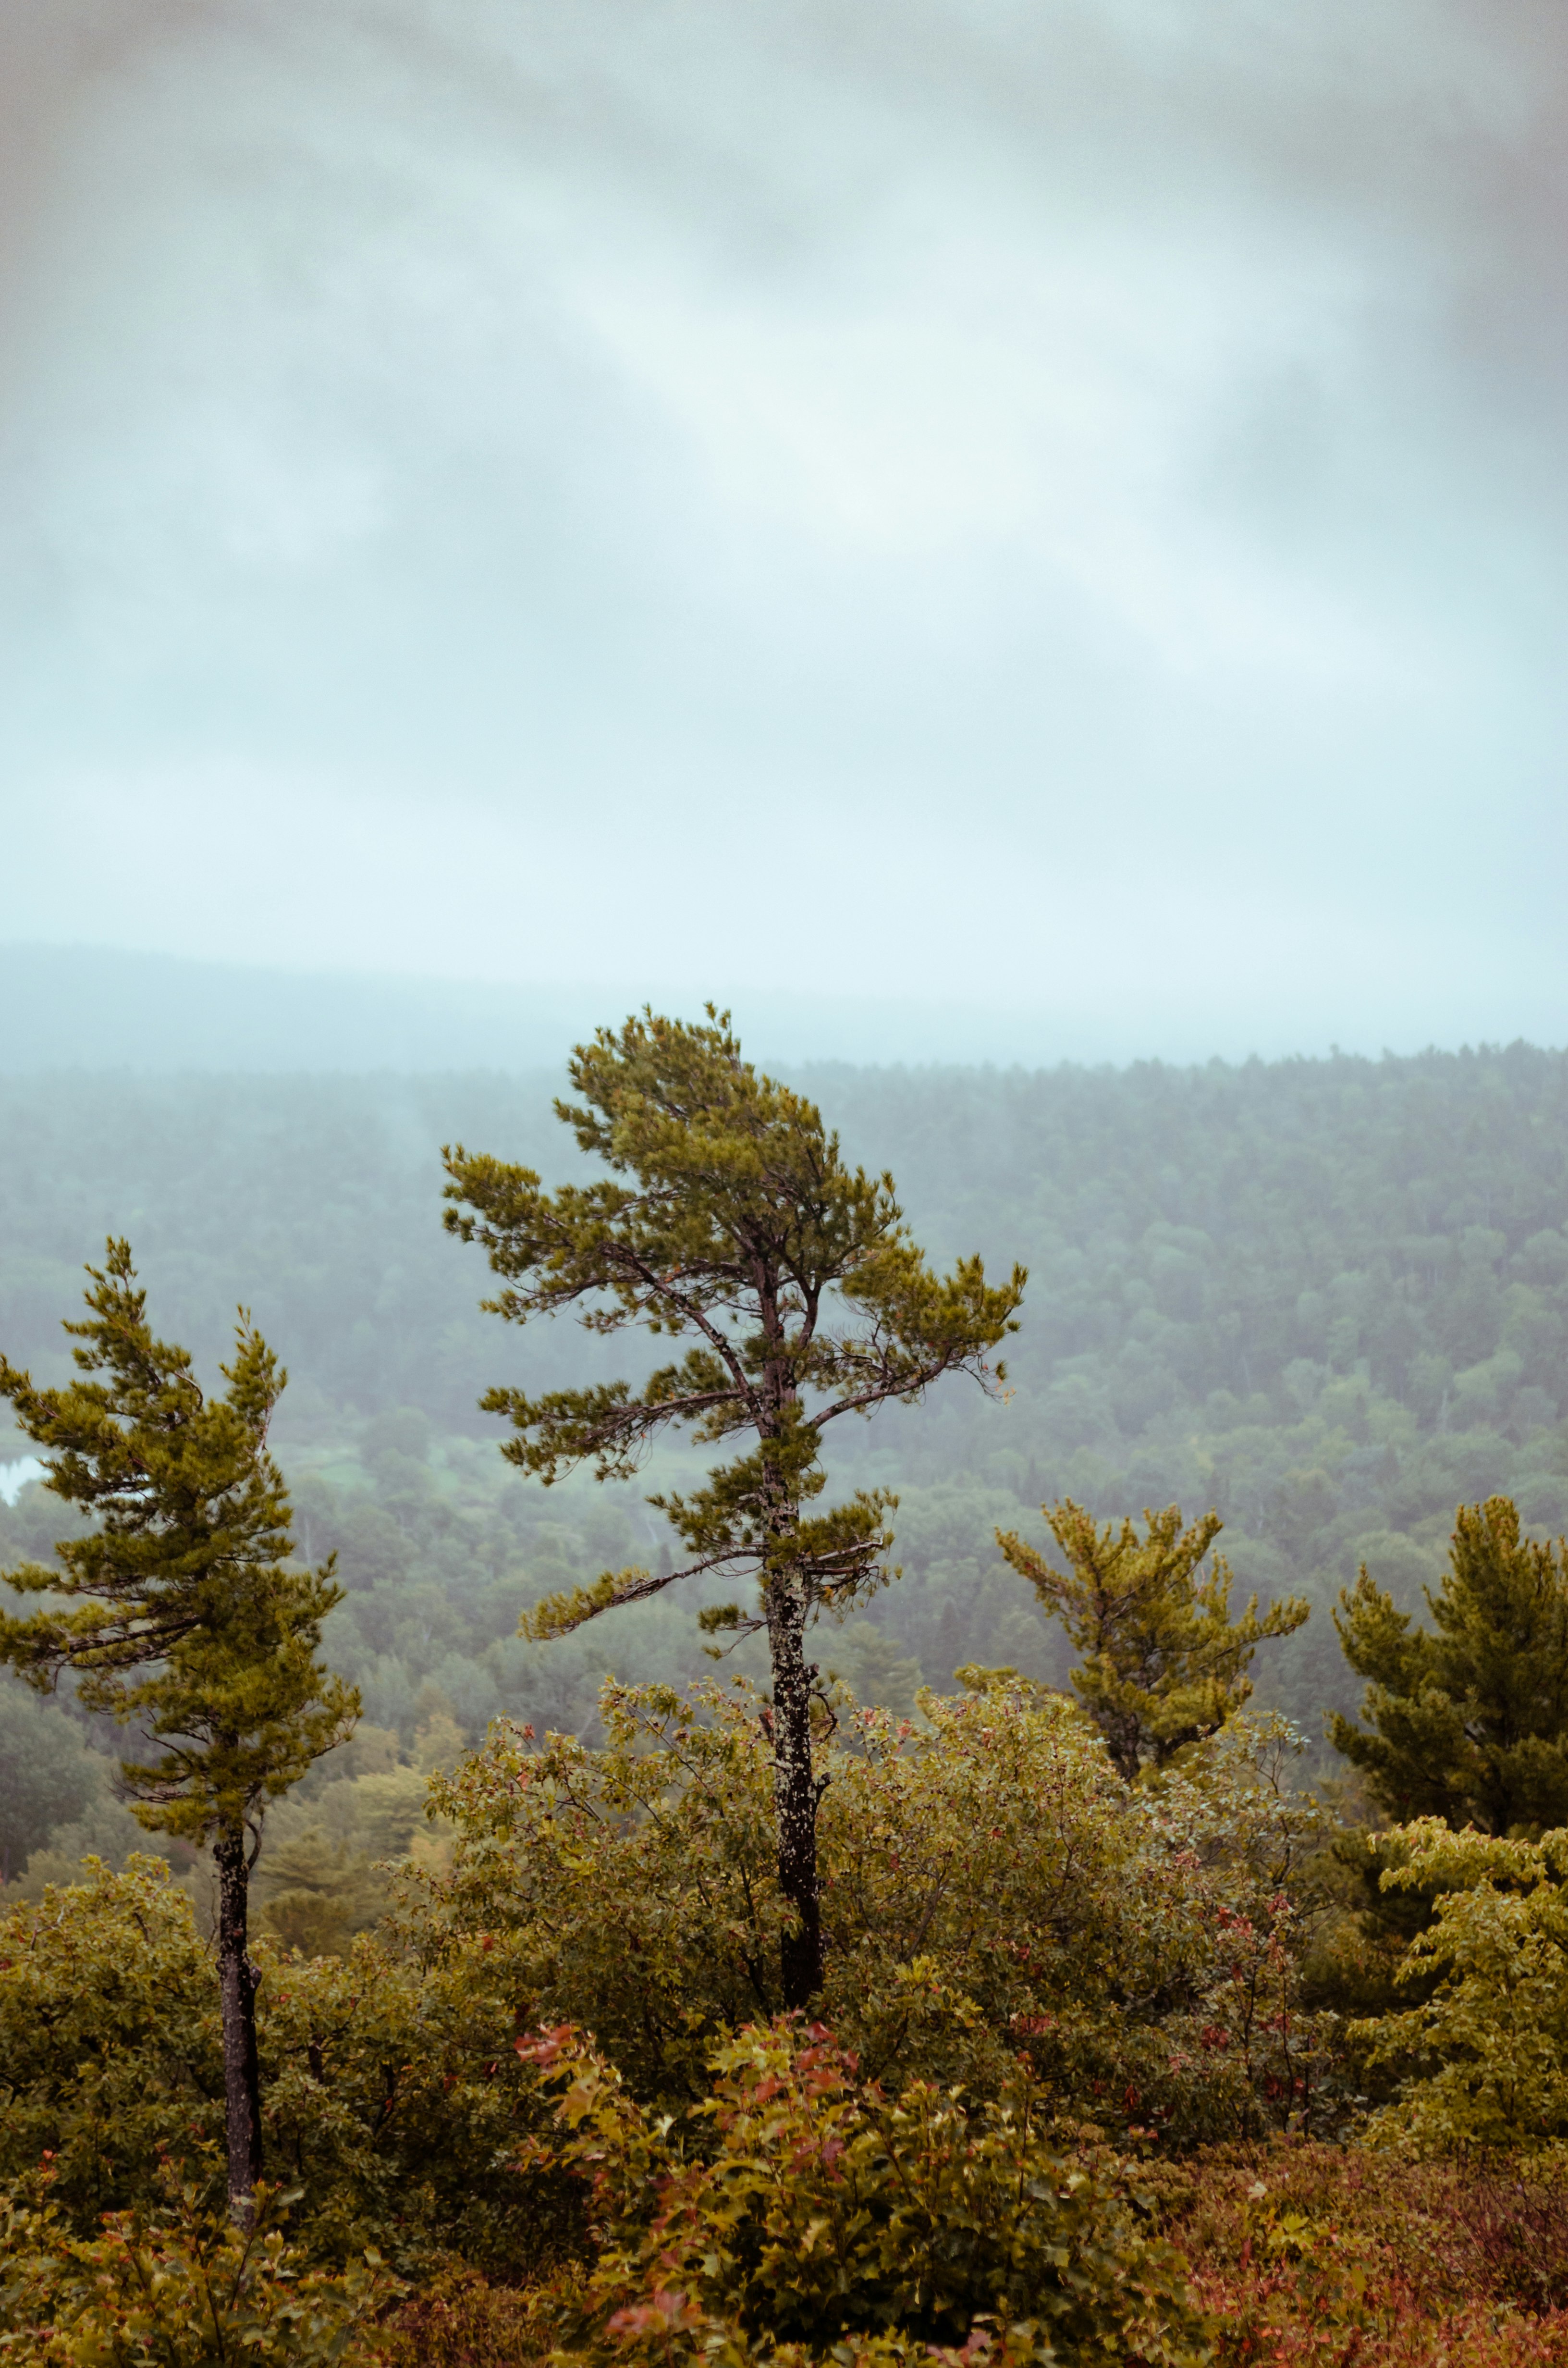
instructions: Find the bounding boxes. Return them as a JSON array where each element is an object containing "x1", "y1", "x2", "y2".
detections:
[
  {"x1": 418, "y1": 1673, "x2": 1342, "y2": 2144},
  {"x1": 1357, "y1": 1822, "x2": 1568, "y2": 2156},
  {"x1": 256, "y1": 1935, "x2": 579, "y2": 2276},
  {"x1": 517, "y1": 2017, "x2": 1210, "y2": 2368},
  {"x1": 0, "y1": 1858, "x2": 223, "y2": 2223},
  {"x1": 1152, "y1": 2142, "x2": 1568, "y2": 2364},
  {"x1": 371, "y1": 2271, "x2": 541, "y2": 2368},
  {"x1": 0, "y1": 2178, "x2": 392, "y2": 2366},
  {"x1": 0, "y1": 1859, "x2": 578, "y2": 2277}
]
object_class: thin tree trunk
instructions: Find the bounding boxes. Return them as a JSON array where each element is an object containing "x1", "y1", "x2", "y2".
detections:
[
  {"x1": 766, "y1": 1581, "x2": 823, "y2": 2010},
  {"x1": 213, "y1": 1828, "x2": 263, "y2": 2222}
]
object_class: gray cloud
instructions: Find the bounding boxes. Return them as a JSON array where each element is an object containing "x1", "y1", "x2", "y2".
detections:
[{"x1": 0, "y1": 0, "x2": 1562, "y2": 1059}]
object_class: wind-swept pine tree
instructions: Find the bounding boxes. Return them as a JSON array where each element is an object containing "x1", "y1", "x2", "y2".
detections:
[
  {"x1": 1332, "y1": 1495, "x2": 1568, "y2": 1835},
  {"x1": 443, "y1": 1008, "x2": 1025, "y2": 2006},
  {"x1": 997, "y1": 1500, "x2": 1309, "y2": 1783},
  {"x1": 0, "y1": 1242, "x2": 356, "y2": 2220}
]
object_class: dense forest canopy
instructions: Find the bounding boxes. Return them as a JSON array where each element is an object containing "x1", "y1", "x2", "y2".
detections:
[{"x1": 2, "y1": 1040, "x2": 1567, "y2": 1888}]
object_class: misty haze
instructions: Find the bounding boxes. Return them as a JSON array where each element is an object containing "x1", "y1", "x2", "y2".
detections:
[{"x1": 0, "y1": 0, "x2": 1563, "y2": 1050}]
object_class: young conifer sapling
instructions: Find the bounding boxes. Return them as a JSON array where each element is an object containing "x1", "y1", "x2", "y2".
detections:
[{"x1": 997, "y1": 1499, "x2": 1309, "y2": 1782}]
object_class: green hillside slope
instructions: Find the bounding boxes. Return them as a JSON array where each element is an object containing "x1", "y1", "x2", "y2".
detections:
[{"x1": 1, "y1": 1043, "x2": 1565, "y2": 1852}]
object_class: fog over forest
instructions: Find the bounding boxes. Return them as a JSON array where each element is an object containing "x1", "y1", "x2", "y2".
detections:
[{"x1": 4, "y1": 1025, "x2": 1567, "y2": 1899}]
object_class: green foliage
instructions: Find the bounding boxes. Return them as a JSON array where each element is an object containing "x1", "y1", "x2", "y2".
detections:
[
  {"x1": 6, "y1": 1043, "x2": 1568, "y2": 1781},
  {"x1": 254, "y1": 1935, "x2": 580, "y2": 2280},
  {"x1": 253, "y1": 1835, "x2": 392, "y2": 1961},
  {"x1": 518, "y1": 2017, "x2": 1210, "y2": 2368},
  {"x1": 0, "y1": 1677, "x2": 102, "y2": 1883},
  {"x1": 0, "y1": 1857, "x2": 579, "y2": 2280},
  {"x1": 0, "y1": 2177, "x2": 393, "y2": 2366},
  {"x1": 443, "y1": 1008, "x2": 1023, "y2": 2005},
  {"x1": 1155, "y1": 2142, "x2": 1568, "y2": 2363},
  {"x1": 249, "y1": 1734, "x2": 453, "y2": 1958},
  {"x1": 0, "y1": 1858, "x2": 223, "y2": 2225},
  {"x1": 1295, "y1": 1825, "x2": 1449, "y2": 2044},
  {"x1": 416, "y1": 1673, "x2": 1339, "y2": 2145},
  {"x1": 10, "y1": 1055, "x2": 1568, "y2": 2350},
  {"x1": 0, "y1": 1243, "x2": 357, "y2": 1849},
  {"x1": 1332, "y1": 1498, "x2": 1568, "y2": 1834},
  {"x1": 1359, "y1": 1821, "x2": 1568, "y2": 2156},
  {"x1": 0, "y1": 1243, "x2": 363, "y2": 2213},
  {"x1": 442, "y1": 1008, "x2": 1023, "y2": 1639},
  {"x1": 412, "y1": 1682, "x2": 793, "y2": 2101},
  {"x1": 996, "y1": 1502, "x2": 1309, "y2": 1782}
]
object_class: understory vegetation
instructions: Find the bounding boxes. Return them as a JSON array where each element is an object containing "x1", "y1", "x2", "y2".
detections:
[{"x1": 9, "y1": 1657, "x2": 1568, "y2": 2363}]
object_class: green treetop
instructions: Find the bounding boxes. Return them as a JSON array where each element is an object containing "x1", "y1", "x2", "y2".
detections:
[
  {"x1": 0, "y1": 1241, "x2": 357, "y2": 2218},
  {"x1": 996, "y1": 1499, "x2": 1310, "y2": 1784},
  {"x1": 1331, "y1": 1494, "x2": 1568, "y2": 1836},
  {"x1": 442, "y1": 1007, "x2": 1025, "y2": 2007}
]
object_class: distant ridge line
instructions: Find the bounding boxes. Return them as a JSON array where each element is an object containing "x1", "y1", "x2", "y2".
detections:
[{"x1": 0, "y1": 943, "x2": 1556, "y2": 1075}]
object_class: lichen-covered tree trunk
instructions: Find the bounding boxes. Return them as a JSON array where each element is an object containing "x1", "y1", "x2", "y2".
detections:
[
  {"x1": 213, "y1": 1828, "x2": 263, "y2": 2221},
  {"x1": 766, "y1": 1577, "x2": 824, "y2": 2009}
]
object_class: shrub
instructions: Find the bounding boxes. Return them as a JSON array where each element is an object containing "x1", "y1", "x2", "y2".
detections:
[
  {"x1": 0, "y1": 1860, "x2": 578, "y2": 2277},
  {"x1": 418, "y1": 1674, "x2": 1341, "y2": 2145},
  {"x1": 256, "y1": 1935, "x2": 580, "y2": 2277},
  {"x1": 517, "y1": 2017, "x2": 1210, "y2": 2368},
  {"x1": 1152, "y1": 2142, "x2": 1568, "y2": 2365},
  {"x1": 1356, "y1": 1821, "x2": 1568, "y2": 2156},
  {"x1": 0, "y1": 1858, "x2": 223, "y2": 2224},
  {"x1": 371, "y1": 2271, "x2": 541, "y2": 2368},
  {"x1": 0, "y1": 2177, "x2": 393, "y2": 2366}
]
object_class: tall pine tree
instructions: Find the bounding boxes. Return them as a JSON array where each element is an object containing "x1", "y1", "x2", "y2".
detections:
[
  {"x1": 443, "y1": 1008, "x2": 1024, "y2": 2006},
  {"x1": 0, "y1": 1242, "x2": 356, "y2": 2220}
]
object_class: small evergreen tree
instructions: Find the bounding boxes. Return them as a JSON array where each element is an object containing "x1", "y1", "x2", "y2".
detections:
[
  {"x1": 0, "y1": 1241, "x2": 356, "y2": 2220},
  {"x1": 442, "y1": 1008, "x2": 1024, "y2": 2007},
  {"x1": 996, "y1": 1499, "x2": 1309, "y2": 1782},
  {"x1": 1331, "y1": 1494, "x2": 1568, "y2": 1836}
]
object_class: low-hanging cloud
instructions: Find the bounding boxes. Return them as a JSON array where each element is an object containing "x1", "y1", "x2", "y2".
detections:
[{"x1": 0, "y1": 0, "x2": 1562, "y2": 1059}]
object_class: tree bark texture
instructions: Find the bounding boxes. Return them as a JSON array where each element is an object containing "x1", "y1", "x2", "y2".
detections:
[
  {"x1": 755, "y1": 1252, "x2": 825, "y2": 2012},
  {"x1": 213, "y1": 1827, "x2": 263, "y2": 2221},
  {"x1": 767, "y1": 1581, "x2": 824, "y2": 2009}
]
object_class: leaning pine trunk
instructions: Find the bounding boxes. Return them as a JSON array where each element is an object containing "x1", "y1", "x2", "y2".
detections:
[
  {"x1": 213, "y1": 1827, "x2": 264, "y2": 2221},
  {"x1": 766, "y1": 1580, "x2": 824, "y2": 2009}
]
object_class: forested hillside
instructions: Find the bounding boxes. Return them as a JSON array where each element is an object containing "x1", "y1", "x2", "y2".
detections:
[{"x1": 3, "y1": 1040, "x2": 1568, "y2": 1889}]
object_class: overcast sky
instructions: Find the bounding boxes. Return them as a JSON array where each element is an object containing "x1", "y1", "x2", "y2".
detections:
[{"x1": 0, "y1": 0, "x2": 1562, "y2": 1062}]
